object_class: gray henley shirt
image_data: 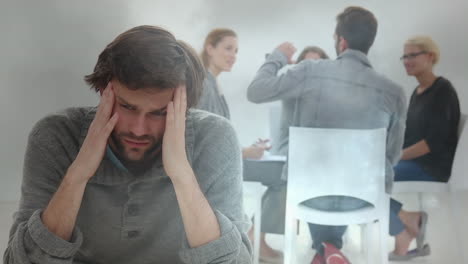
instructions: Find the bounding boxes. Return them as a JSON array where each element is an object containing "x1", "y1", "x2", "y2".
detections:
[{"x1": 4, "y1": 107, "x2": 252, "y2": 264}]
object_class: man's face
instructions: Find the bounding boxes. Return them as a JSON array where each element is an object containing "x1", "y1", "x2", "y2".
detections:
[{"x1": 108, "y1": 79, "x2": 175, "y2": 165}]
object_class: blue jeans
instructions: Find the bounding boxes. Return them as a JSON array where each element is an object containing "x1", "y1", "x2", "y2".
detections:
[
  {"x1": 304, "y1": 196, "x2": 371, "y2": 253},
  {"x1": 394, "y1": 160, "x2": 436, "y2": 182}
]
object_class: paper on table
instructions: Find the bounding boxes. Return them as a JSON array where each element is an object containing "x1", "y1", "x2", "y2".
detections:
[{"x1": 260, "y1": 155, "x2": 287, "y2": 162}]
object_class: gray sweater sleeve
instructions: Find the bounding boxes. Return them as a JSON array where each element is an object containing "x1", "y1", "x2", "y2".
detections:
[
  {"x1": 3, "y1": 116, "x2": 83, "y2": 264},
  {"x1": 247, "y1": 49, "x2": 308, "y2": 103},
  {"x1": 179, "y1": 115, "x2": 252, "y2": 264},
  {"x1": 197, "y1": 78, "x2": 217, "y2": 113}
]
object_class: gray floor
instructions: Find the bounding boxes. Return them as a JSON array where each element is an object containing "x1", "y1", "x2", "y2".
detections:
[{"x1": 1, "y1": 191, "x2": 468, "y2": 263}]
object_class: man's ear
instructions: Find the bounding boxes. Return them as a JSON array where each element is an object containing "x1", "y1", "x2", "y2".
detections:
[{"x1": 340, "y1": 36, "x2": 348, "y2": 51}]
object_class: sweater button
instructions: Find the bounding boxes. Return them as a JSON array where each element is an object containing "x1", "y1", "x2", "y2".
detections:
[
  {"x1": 128, "y1": 230, "x2": 139, "y2": 238},
  {"x1": 128, "y1": 204, "x2": 139, "y2": 216}
]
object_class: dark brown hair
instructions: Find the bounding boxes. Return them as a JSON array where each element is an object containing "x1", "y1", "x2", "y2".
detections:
[
  {"x1": 296, "y1": 46, "x2": 329, "y2": 63},
  {"x1": 201, "y1": 28, "x2": 237, "y2": 68},
  {"x1": 335, "y1": 6, "x2": 378, "y2": 54},
  {"x1": 84, "y1": 25, "x2": 205, "y2": 108}
]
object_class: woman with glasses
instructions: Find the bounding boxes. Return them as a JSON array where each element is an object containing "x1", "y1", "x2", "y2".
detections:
[
  {"x1": 398, "y1": 36, "x2": 460, "y2": 183},
  {"x1": 389, "y1": 36, "x2": 460, "y2": 261}
]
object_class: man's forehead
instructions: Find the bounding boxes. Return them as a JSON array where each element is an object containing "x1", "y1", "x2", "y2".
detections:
[
  {"x1": 112, "y1": 79, "x2": 184, "y2": 93},
  {"x1": 112, "y1": 81, "x2": 175, "y2": 110}
]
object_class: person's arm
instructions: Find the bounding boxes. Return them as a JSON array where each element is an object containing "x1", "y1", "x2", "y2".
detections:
[
  {"x1": 386, "y1": 87, "x2": 407, "y2": 192},
  {"x1": 163, "y1": 86, "x2": 221, "y2": 248},
  {"x1": 247, "y1": 42, "x2": 307, "y2": 104},
  {"x1": 165, "y1": 87, "x2": 251, "y2": 263},
  {"x1": 420, "y1": 85, "x2": 460, "y2": 156},
  {"x1": 401, "y1": 140, "x2": 430, "y2": 160},
  {"x1": 4, "y1": 84, "x2": 118, "y2": 264},
  {"x1": 42, "y1": 85, "x2": 118, "y2": 241}
]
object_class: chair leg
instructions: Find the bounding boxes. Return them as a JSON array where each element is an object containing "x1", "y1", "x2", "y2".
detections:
[
  {"x1": 360, "y1": 224, "x2": 365, "y2": 253},
  {"x1": 343, "y1": 226, "x2": 350, "y2": 248},
  {"x1": 449, "y1": 191, "x2": 467, "y2": 263},
  {"x1": 284, "y1": 210, "x2": 297, "y2": 264},
  {"x1": 362, "y1": 224, "x2": 372, "y2": 263},
  {"x1": 418, "y1": 192, "x2": 424, "y2": 211},
  {"x1": 379, "y1": 199, "x2": 390, "y2": 264},
  {"x1": 253, "y1": 197, "x2": 262, "y2": 264}
]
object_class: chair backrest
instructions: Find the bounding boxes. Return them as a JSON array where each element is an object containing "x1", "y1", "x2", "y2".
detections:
[
  {"x1": 287, "y1": 127, "x2": 386, "y2": 207},
  {"x1": 450, "y1": 113, "x2": 468, "y2": 190}
]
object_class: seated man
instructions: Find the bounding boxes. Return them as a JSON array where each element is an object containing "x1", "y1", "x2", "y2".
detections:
[
  {"x1": 246, "y1": 46, "x2": 330, "y2": 264},
  {"x1": 247, "y1": 6, "x2": 406, "y2": 264},
  {"x1": 3, "y1": 26, "x2": 252, "y2": 264}
]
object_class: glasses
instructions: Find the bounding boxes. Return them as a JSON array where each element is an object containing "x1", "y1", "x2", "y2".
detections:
[{"x1": 400, "y1": 51, "x2": 427, "y2": 61}]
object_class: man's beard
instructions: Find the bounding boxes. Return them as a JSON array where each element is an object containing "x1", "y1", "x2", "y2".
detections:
[{"x1": 110, "y1": 132, "x2": 162, "y2": 174}]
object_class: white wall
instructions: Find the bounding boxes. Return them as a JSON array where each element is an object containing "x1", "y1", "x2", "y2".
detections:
[{"x1": 1, "y1": 0, "x2": 467, "y2": 201}]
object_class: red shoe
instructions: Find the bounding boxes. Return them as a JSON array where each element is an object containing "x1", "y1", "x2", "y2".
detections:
[
  {"x1": 322, "y1": 243, "x2": 351, "y2": 264},
  {"x1": 311, "y1": 252, "x2": 325, "y2": 264}
]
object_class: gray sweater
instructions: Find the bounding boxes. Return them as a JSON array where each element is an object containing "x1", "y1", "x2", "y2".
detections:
[
  {"x1": 4, "y1": 107, "x2": 252, "y2": 264},
  {"x1": 196, "y1": 71, "x2": 231, "y2": 120},
  {"x1": 248, "y1": 49, "x2": 407, "y2": 192}
]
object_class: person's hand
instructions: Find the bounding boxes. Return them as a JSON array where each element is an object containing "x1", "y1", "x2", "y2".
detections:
[
  {"x1": 162, "y1": 85, "x2": 192, "y2": 182},
  {"x1": 68, "y1": 82, "x2": 119, "y2": 183},
  {"x1": 243, "y1": 146, "x2": 265, "y2": 160},
  {"x1": 277, "y1": 42, "x2": 297, "y2": 64},
  {"x1": 243, "y1": 139, "x2": 272, "y2": 160},
  {"x1": 254, "y1": 138, "x2": 272, "y2": 151}
]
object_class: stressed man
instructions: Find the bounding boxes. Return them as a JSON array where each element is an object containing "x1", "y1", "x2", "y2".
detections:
[{"x1": 4, "y1": 26, "x2": 252, "y2": 264}]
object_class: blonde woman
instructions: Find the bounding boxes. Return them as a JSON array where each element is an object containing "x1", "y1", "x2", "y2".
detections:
[{"x1": 389, "y1": 36, "x2": 460, "y2": 261}]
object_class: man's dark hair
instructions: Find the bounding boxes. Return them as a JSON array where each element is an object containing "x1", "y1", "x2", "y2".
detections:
[
  {"x1": 84, "y1": 25, "x2": 205, "y2": 108},
  {"x1": 335, "y1": 6, "x2": 378, "y2": 54}
]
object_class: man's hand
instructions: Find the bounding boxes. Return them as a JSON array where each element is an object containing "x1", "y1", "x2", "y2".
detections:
[
  {"x1": 42, "y1": 82, "x2": 118, "y2": 241},
  {"x1": 162, "y1": 85, "x2": 192, "y2": 183},
  {"x1": 277, "y1": 42, "x2": 297, "y2": 64},
  {"x1": 163, "y1": 86, "x2": 221, "y2": 248},
  {"x1": 68, "y1": 82, "x2": 119, "y2": 183}
]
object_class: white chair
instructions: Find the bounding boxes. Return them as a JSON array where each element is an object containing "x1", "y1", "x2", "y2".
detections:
[
  {"x1": 243, "y1": 181, "x2": 266, "y2": 264},
  {"x1": 284, "y1": 127, "x2": 389, "y2": 264},
  {"x1": 392, "y1": 113, "x2": 468, "y2": 262}
]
